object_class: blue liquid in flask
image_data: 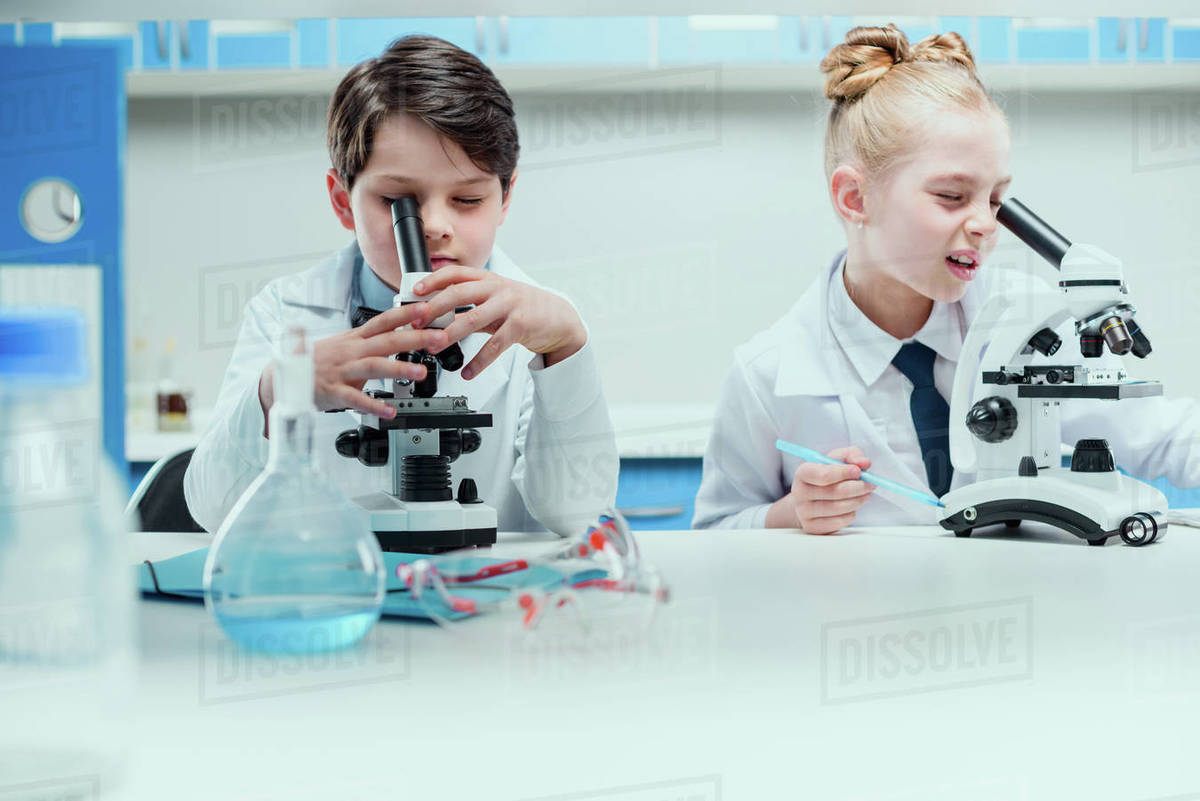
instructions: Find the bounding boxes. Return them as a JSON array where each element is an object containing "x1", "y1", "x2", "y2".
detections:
[{"x1": 203, "y1": 329, "x2": 385, "y2": 654}]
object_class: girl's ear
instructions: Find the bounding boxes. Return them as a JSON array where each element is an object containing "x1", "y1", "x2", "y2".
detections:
[
  {"x1": 326, "y1": 168, "x2": 355, "y2": 232},
  {"x1": 831, "y1": 165, "x2": 867, "y2": 227}
]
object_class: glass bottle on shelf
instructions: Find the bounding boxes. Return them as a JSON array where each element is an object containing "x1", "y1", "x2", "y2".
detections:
[
  {"x1": 155, "y1": 335, "x2": 191, "y2": 432},
  {"x1": 203, "y1": 327, "x2": 385, "y2": 653}
]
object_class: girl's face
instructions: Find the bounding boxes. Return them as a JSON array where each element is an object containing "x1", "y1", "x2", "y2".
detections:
[{"x1": 859, "y1": 108, "x2": 1011, "y2": 304}]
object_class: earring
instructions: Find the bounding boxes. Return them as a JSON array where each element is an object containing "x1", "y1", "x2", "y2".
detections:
[{"x1": 856, "y1": 220, "x2": 864, "y2": 230}]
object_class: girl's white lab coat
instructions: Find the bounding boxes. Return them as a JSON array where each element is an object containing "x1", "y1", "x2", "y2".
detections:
[
  {"x1": 694, "y1": 252, "x2": 1200, "y2": 529},
  {"x1": 184, "y1": 241, "x2": 619, "y2": 536}
]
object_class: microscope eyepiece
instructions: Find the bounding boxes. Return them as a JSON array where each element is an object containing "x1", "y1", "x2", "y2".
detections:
[
  {"x1": 391, "y1": 196, "x2": 432, "y2": 275},
  {"x1": 997, "y1": 198, "x2": 1073, "y2": 269}
]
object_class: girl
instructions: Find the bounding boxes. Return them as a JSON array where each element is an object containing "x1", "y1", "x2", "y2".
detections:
[{"x1": 693, "y1": 23, "x2": 1200, "y2": 533}]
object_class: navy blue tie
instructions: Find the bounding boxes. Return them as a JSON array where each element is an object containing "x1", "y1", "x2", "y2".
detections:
[{"x1": 891, "y1": 342, "x2": 953, "y2": 497}]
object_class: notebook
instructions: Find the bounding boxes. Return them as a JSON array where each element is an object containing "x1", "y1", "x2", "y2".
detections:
[{"x1": 139, "y1": 547, "x2": 605, "y2": 621}]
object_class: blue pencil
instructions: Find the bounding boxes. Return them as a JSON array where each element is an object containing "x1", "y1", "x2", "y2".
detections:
[{"x1": 775, "y1": 438, "x2": 946, "y2": 508}]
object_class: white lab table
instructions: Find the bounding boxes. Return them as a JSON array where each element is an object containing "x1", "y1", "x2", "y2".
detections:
[{"x1": 108, "y1": 521, "x2": 1200, "y2": 801}]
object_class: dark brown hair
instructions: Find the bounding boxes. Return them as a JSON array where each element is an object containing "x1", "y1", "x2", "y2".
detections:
[{"x1": 327, "y1": 35, "x2": 519, "y2": 195}]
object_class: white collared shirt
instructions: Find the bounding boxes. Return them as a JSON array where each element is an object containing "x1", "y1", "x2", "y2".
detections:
[{"x1": 827, "y1": 256, "x2": 967, "y2": 501}]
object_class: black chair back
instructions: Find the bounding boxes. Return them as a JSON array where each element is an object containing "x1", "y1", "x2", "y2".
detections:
[{"x1": 135, "y1": 448, "x2": 206, "y2": 532}]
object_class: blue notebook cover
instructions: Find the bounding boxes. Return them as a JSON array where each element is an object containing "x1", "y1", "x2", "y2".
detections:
[{"x1": 139, "y1": 547, "x2": 605, "y2": 621}]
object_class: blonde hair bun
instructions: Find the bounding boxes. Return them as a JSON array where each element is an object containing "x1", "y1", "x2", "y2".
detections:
[
  {"x1": 820, "y1": 24, "x2": 979, "y2": 104},
  {"x1": 910, "y1": 31, "x2": 977, "y2": 70}
]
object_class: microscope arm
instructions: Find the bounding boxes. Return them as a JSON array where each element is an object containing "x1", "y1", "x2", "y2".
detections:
[
  {"x1": 950, "y1": 295, "x2": 1008, "y2": 474},
  {"x1": 949, "y1": 285, "x2": 1068, "y2": 474}
]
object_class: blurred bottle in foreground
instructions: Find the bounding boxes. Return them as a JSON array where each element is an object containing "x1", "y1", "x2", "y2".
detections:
[{"x1": 0, "y1": 309, "x2": 136, "y2": 795}]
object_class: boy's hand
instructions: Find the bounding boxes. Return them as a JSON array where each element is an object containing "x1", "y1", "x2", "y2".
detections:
[
  {"x1": 766, "y1": 446, "x2": 876, "y2": 535},
  {"x1": 258, "y1": 305, "x2": 447, "y2": 427},
  {"x1": 409, "y1": 267, "x2": 587, "y2": 380}
]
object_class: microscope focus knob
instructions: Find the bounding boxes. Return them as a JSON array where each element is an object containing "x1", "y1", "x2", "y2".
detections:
[
  {"x1": 461, "y1": 429, "x2": 482, "y2": 454},
  {"x1": 335, "y1": 429, "x2": 362, "y2": 458},
  {"x1": 335, "y1": 426, "x2": 388, "y2": 466},
  {"x1": 966, "y1": 396, "x2": 1018, "y2": 444},
  {"x1": 457, "y1": 478, "x2": 482, "y2": 504},
  {"x1": 1070, "y1": 438, "x2": 1115, "y2": 473}
]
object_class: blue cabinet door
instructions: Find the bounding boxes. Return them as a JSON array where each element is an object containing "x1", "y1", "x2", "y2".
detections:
[
  {"x1": 658, "y1": 16, "x2": 777, "y2": 64},
  {"x1": 1098, "y1": 18, "x2": 1130, "y2": 62},
  {"x1": 215, "y1": 26, "x2": 292, "y2": 69},
  {"x1": 179, "y1": 20, "x2": 210, "y2": 70},
  {"x1": 0, "y1": 45, "x2": 125, "y2": 473},
  {"x1": 1100, "y1": 18, "x2": 1164, "y2": 61},
  {"x1": 977, "y1": 17, "x2": 1012, "y2": 62},
  {"x1": 139, "y1": 21, "x2": 173, "y2": 69},
  {"x1": 493, "y1": 17, "x2": 649, "y2": 64},
  {"x1": 1173, "y1": 21, "x2": 1200, "y2": 61},
  {"x1": 337, "y1": 18, "x2": 480, "y2": 66},
  {"x1": 297, "y1": 18, "x2": 329, "y2": 68},
  {"x1": 1135, "y1": 18, "x2": 1165, "y2": 62},
  {"x1": 778, "y1": 17, "x2": 820, "y2": 62},
  {"x1": 1015, "y1": 21, "x2": 1091, "y2": 62}
]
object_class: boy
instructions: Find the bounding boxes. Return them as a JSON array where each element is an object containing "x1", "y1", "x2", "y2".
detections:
[{"x1": 185, "y1": 35, "x2": 618, "y2": 536}]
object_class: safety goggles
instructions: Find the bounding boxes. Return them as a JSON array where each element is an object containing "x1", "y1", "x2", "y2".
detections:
[{"x1": 394, "y1": 509, "x2": 669, "y2": 631}]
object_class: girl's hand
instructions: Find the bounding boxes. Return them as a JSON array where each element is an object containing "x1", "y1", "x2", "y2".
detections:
[
  {"x1": 766, "y1": 446, "x2": 876, "y2": 534},
  {"x1": 409, "y1": 267, "x2": 587, "y2": 380}
]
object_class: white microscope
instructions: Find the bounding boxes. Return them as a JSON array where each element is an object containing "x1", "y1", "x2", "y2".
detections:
[
  {"x1": 939, "y1": 198, "x2": 1166, "y2": 546},
  {"x1": 333, "y1": 197, "x2": 498, "y2": 553}
]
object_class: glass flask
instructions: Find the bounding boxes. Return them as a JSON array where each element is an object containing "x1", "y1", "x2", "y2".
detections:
[
  {"x1": 0, "y1": 309, "x2": 136, "y2": 793},
  {"x1": 203, "y1": 328, "x2": 385, "y2": 653}
]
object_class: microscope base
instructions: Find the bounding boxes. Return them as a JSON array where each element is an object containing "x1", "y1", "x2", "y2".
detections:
[
  {"x1": 939, "y1": 470, "x2": 1167, "y2": 546},
  {"x1": 351, "y1": 493, "x2": 498, "y2": 554}
]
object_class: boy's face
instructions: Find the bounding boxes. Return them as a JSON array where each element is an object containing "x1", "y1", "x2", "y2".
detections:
[
  {"x1": 327, "y1": 113, "x2": 514, "y2": 288},
  {"x1": 863, "y1": 108, "x2": 1011, "y2": 304}
]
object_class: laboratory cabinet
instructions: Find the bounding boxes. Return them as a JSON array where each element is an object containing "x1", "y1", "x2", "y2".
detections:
[{"x1": 10, "y1": 17, "x2": 1200, "y2": 77}]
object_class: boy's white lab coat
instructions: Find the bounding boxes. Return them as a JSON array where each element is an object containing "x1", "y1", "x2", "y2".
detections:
[
  {"x1": 694, "y1": 253, "x2": 1200, "y2": 530},
  {"x1": 185, "y1": 241, "x2": 619, "y2": 536}
]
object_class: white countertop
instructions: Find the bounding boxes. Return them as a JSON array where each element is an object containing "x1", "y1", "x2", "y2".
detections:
[{"x1": 81, "y1": 521, "x2": 1200, "y2": 799}]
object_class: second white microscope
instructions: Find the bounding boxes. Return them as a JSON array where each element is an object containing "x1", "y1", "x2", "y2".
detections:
[{"x1": 939, "y1": 198, "x2": 1166, "y2": 546}]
